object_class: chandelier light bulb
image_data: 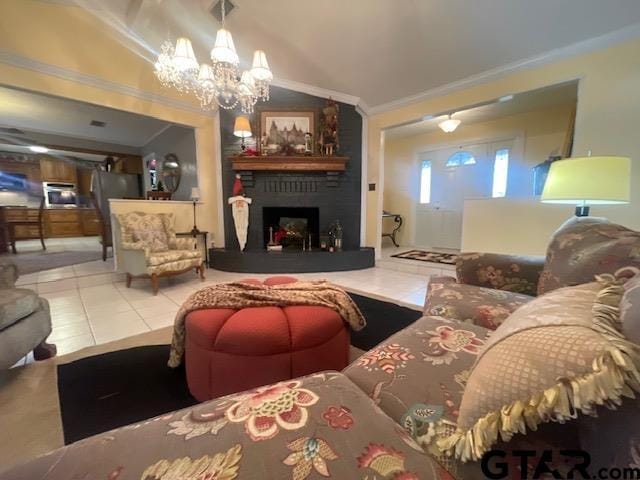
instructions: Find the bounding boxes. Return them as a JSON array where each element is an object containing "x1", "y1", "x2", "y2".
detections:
[{"x1": 438, "y1": 115, "x2": 461, "y2": 133}]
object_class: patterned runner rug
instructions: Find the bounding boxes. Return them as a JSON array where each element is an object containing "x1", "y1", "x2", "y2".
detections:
[{"x1": 391, "y1": 249, "x2": 459, "y2": 265}]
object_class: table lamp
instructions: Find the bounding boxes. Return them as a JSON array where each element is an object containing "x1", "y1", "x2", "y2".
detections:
[
  {"x1": 233, "y1": 116, "x2": 252, "y2": 151},
  {"x1": 540, "y1": 155, "x2": 631, "y2": 216},
  {"x1": 191, "y1": 187, "x2": 201, "y2": 235}
]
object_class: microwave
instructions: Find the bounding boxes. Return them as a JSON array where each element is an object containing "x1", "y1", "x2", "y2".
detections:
[{"x1": 43, "y1": 182, "x2": 78, "y2": 208}]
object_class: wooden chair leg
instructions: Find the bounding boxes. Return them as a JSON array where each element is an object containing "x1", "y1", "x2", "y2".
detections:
[
  {"x1": 39, "y1": 228, "x2": 46, "y2": 251},
  {"x1": 9, "y1": 226, "x2": 16, "y2": 254},
  {"x1": 151, "y1": 273, "x2": 159, "y2": 295},
  {"x1": 126, "y1": 273, "x2": 132, "y2": 288},
  {"x1": 102, "y1": 241, "x2": 107, "y2": 261},
  {"x1": 199, "y1": 262, "x2": 205, "y2": 280}
]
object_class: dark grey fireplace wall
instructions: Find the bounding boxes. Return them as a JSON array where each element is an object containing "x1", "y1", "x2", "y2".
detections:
[{"x1": 220, "y1": 86, "x2": 363, "y2": 251}]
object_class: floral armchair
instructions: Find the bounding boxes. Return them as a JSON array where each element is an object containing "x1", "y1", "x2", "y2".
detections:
[{"x1": 113, "y1": 212, "x2": 205, "y2": 295}]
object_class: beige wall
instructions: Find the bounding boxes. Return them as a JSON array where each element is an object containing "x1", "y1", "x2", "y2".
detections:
[
  {"x1": 368, "y1": 38, "x2": 640, "y2": 255},
  {"x1": 383, "y1": 103, "x2": 574, "y2": 246},
  {"x1": 0, "y1": 0, "x2": 224, "y2": 246}
]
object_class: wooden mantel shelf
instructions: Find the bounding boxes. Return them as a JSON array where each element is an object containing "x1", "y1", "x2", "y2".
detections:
[{"x1": 231, "y1": 155, "x2": 348, "y2": 172}]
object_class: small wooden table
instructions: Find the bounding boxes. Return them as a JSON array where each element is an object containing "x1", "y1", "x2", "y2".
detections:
[
  {"x1": 382, "y1": 212, "x2": 403, "y2": 247},
  {"x1": 177, "y1": 230, "x2": 209, "y2": 264}
]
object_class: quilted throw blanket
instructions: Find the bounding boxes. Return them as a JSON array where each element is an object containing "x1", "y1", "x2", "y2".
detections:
[{"x1": 168, "y1": 281, "x2": 366, "y2": 367}]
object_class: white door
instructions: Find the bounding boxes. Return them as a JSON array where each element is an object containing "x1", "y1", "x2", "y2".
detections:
[{"x1": 413, "y1": 141, "x2": 513, "y2": 250}]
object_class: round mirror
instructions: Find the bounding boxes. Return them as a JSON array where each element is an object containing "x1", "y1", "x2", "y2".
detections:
[{"x1": 161, "y1": 153, "x2": 181, "y2": 193}]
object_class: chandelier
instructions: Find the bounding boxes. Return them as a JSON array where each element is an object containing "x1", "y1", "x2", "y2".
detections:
[{"x1": 154, "y1": 0, "x2": 272, "y2": 113}]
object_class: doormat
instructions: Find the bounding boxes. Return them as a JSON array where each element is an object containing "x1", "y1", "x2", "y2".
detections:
[{"x1": 391, "y1": 249, "x2": 459, "y2": 265}]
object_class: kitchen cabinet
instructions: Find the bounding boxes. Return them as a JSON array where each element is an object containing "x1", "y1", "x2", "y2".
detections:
[
  {"x1": 44, "y1": 209, "x2": 82, "y2": 237},
  {"x1": 81, "y1": 208, "x2": 101, "y2": 236},
  {"x1": 39, "y1": 158, "x2": 78, "y2": 184}
]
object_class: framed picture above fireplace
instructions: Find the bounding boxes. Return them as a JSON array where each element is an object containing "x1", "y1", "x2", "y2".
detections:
[{"x1": 260, "y1": 110, "x2": 315, "y2": 155}]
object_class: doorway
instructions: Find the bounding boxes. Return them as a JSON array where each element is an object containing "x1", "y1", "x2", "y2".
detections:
[{"x1": 414, "y1": 139, "x2": 515, "y2": 249}]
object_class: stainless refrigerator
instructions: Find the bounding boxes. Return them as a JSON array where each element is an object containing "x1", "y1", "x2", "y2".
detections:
[{"x1": 90, "y1": 170, "x2": 142, "y2": 225}]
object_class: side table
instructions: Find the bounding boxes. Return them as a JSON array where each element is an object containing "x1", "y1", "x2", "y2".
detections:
[
  {"x1": 382, "y1": 212, "x2": 403, "y2": 247},
  {"x1": 177, "y1": 231, "x2": 209, "y2": 265}
]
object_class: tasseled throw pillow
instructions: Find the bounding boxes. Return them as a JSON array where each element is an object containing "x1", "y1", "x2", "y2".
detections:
[{"x1": 439, "y1": 271, "x2": 640, "y2": 462}]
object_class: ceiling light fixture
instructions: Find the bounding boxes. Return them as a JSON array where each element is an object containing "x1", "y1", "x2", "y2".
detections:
[
  {"x1": 438, "y1": 114, "x2": 461, "y2": 133},
  {"x1": 28, "y1": 145, "x2": 49, "y2": 153},
  {"x1": 498, "y1": 94, "x2": 514, "y2": 102},
  {"x1": 154, "y1": 0, "x2": 272, "y2": 113}
]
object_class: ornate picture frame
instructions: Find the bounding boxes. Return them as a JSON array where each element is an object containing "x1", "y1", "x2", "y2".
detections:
[{"x1": 259, "y1": 110, "x2": 315, "y2": 155}]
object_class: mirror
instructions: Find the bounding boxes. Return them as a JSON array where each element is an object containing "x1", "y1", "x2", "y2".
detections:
[{"x1": 161, "y1": 153, "x2": 181, "y2": 193}]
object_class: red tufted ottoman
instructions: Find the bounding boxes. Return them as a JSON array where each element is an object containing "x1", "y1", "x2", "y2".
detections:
[{"x1": 184, "y1": 276, "x2": 351, "y2": 401}]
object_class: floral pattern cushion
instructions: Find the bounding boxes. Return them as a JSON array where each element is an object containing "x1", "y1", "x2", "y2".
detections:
[
  {"x1": 456, "y1": 252, "x2": 544, "y2": 296},
  {"x1": 538, "y1": 216, "x2": 640, "y2": 296},
  {"x1": 117, "y1": 212, "x2": 175, "y2": 253},
  {"x1": 344, "y1": 315, "x2": 492, "y2": 479},
  {"x1": 0, "y1": 372, "x2": 450, "y2": 480},
  {"x1": 147, "y1": 250, "x2": 202, "y2": 266},
  {"x1": 425, "y1": 281, "x2": 533, "y2": 330}
]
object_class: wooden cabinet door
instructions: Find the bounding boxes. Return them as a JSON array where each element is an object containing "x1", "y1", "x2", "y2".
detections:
[
  {"x1": 82, "y1": 209, "x2": 100, "y2": 235},
  {"x1": 59, "y1": 161, "x2": 78, "y2": 183},
  {"x1": 39, "y1": 158, "x2": 60, "y2": 182},
  {"x1": 39, "y1": 158, "x2": 77, "y2": 183}
]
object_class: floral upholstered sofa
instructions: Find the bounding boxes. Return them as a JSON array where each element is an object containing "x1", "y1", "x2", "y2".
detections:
[
  {"x1": 113, "y1": 212, "x2": 205, "y2": 295},
  {"x1": 2, "y1": 217, "x2": 640, "y2": 480}
]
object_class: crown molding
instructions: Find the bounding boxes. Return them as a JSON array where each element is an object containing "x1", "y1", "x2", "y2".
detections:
[
  {"x1": 0, "y1": 51, "x2": 215, "y2": 117},
  {"x1": 271, "y1": 76, "x2": 365, "y2": 111},
  {"x1": 368, "y1": 22, "x2": 640, "y2": 116}
]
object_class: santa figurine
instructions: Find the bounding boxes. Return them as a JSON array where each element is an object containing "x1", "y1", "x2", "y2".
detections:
[{"x1": 228, "y1": 174, "x2": 251, "y2": 251}]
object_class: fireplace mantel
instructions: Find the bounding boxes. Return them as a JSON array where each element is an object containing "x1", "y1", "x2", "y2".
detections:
[{"x1": 231, "y1": 155, "x2": 348, "y2": 172}]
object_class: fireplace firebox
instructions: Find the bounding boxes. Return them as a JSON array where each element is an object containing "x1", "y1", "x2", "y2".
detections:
[{"x1": 263, "y1": 207, "x2": 320, "y2": 250}]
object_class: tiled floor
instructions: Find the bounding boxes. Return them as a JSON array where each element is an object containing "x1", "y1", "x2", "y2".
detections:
[
  {"x1": 11, "y1": 236, "x2": 103, "y2": 254},
  {"x1": 11, "y1": 247, "x2": 456, "y2": 365}
]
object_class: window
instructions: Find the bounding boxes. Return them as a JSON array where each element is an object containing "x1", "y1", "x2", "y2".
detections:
[
  {"x1": 492, "y1": 148, "x2": 509, "y2": 198},
  {"x1": 446, "y1": 151, "x2": 476, "y2": 167},
  {"x1": 420, "y1": 160, "x2": 431, "y2": 204}
]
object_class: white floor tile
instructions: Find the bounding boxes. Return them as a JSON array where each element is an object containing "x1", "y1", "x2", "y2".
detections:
[
  {"x1": 142, "y1": 312, "x2": 177, "y2": 330},
  {"x1": 37, "y1": 278, "x2": 78, "y2": 294},
  {"x1": 55, "y1": 334, "x2": 96, "y2": 356},
  {"x1": 90, "y1": 311, "x2": 150, "y2": 344},
  {"x1": 84, "y1": 300, "x2": 133, "y2": 318},
  {"x1": 49, "y1": 321, "x2": 93, "y2": 342}
]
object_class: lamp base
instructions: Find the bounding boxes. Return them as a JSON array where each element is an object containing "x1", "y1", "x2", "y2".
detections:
[{"x1": 575, "y1": 205, "x2": 590, "y2": 217}]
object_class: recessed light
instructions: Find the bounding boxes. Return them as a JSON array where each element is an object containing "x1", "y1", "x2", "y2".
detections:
[
  {"x1": 498, "y1": 94, "x2": 514, "y2": 102},
  {"x1": 422, "y1": 115, "x2": 434, "y2": 121},
  {"x1": 29, "y1": 145, "x2": 49, "y2": 153}
]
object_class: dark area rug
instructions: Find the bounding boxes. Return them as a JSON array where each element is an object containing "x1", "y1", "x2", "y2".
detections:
[
  {"x1": 58, "y1": 345, "x2": 196, "y2": 444},
  {"x1": 2, "y1": 250, "x2": 112, "y2": 274},
  {"x1": 391, "y1": 249, "x2": 459, "y2": 265},
  {"x1": 57, "y1": 294, "x2": 422, "y2": 443},
  {"x1": 348, "y1": 293, "x2": 422, "y2": 350}
]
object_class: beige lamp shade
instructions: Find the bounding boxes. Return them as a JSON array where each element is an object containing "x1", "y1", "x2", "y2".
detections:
[
  {"x1": 541, "y1": 156, "x2": 631, "y2": 205},
  {"x1": 233, "y1": 116, "x2": 252, "y2": 138},
  {"x1": 211, "y1": 28, "x2": 239, "y2": 65},
  {"x1": 172, "y1": 37, "x2": 198, "y2": 71}
]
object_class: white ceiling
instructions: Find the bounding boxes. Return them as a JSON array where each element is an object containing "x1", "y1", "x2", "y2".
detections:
[
  {"x1": 0, "y1": 85, "x2": 172, "y2": 147},
  {"x1": 385, "y1": 81, "x2": 578, "y2": 140},
  {"x1": 73, "y1": 0, "x2": 640, "y2": 109}
]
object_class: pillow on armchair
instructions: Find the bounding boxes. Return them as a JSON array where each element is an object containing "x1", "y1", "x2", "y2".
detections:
[
  {"x1": 439, "y1": 272, "x2": 640, "y2": 462},
  {"x1": 538, "y1": 216, "x2": 640, "y2": 296},
  {"x1": 119, "y1": 212, "x2": 171, "y2": 253}
]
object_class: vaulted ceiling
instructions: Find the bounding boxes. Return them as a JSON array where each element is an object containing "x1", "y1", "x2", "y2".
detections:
[{"x1": 65, "y1": 1, "x2": 640, "y2": 109}]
